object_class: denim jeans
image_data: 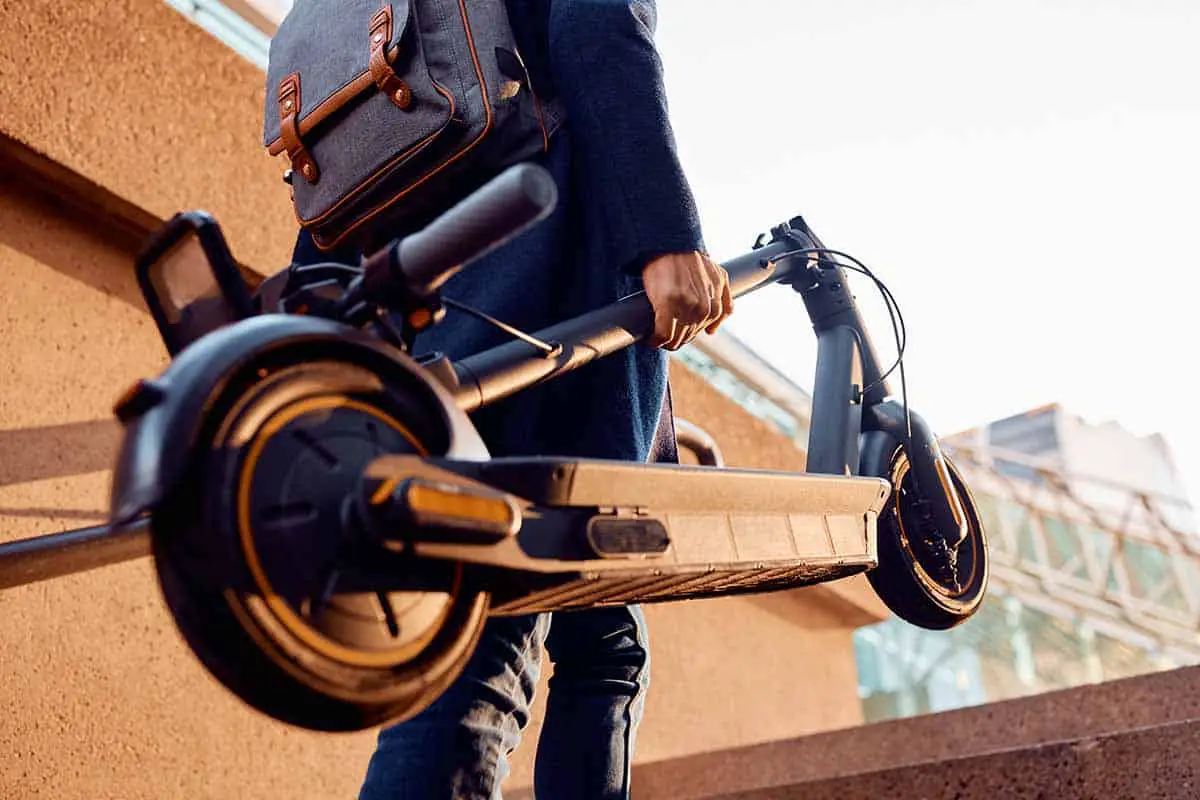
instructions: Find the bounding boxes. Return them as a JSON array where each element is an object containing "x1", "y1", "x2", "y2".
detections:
[{"x1": 358, "y1": 605, "x2": 650, "y2": 800}]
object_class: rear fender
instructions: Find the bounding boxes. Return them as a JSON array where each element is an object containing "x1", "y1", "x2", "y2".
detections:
[{"x1": 109, "y1": 314, "x2": 485, "y2": 524}]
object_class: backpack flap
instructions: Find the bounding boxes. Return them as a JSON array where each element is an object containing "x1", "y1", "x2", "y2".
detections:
[{"x1": 263, "y1": 0, "x2": 458, "y2": 230}]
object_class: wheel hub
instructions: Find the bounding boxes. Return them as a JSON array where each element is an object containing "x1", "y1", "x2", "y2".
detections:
[{"x1": 238, "y1": 395, "x2": 456, "y2": 660}]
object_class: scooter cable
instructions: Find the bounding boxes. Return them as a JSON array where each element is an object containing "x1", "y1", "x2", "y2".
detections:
[{"x1": 767, "y1": 246, "x2": 913, "y2": 444}]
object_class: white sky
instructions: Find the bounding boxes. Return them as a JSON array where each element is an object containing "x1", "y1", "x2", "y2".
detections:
[{"x1": 653, "y1": 0, "x2": 1200, "y2": 503}]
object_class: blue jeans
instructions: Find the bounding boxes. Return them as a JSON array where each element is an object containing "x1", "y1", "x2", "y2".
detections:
[{"x1": 358, "y1": 604, "x2": 650, "y2": 800}]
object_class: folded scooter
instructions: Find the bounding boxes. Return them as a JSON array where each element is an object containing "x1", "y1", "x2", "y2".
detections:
[{"x1": 109, "y1": 164, "x2": 988, "y2": 731}]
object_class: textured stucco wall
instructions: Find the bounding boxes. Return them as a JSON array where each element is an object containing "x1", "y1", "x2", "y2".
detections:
[
  {"x1": 0, "y1": 174, "x2": 380, "y2": 800},
  {"x1": 0, "y1": 0, "x2": 297, "y2": 275},
  {"x1": 0, "y1": 1, "x2": 882, "y2": 797}
]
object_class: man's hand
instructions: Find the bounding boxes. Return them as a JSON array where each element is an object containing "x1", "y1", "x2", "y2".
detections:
[{"x1": 641, "y1": 251, "x2": 733, "y2": 350}]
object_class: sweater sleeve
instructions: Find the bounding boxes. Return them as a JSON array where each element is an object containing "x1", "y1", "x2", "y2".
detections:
[{"x1": 546, "y1": 0, "x2": 706, "y2": 274}]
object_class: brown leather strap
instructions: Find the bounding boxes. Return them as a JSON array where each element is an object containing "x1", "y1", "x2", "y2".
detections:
[
  {"x1": 278, "y1": 73, "x2": 319, "y2": 183},
  {"x1": 369, "y1": 5, "x2": 413, "y2": 110}
]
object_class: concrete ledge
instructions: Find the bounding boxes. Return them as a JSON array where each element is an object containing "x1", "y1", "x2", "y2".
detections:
[
  {"x1": 714, "y1": 717, "x2": 1200, "y2": 800},
  {"x1": 633, "y1": 665, "x2": 1200, "y2": 798},
  {"x1": 0, "y1": 132, "x2": 160, "y2": 249}
]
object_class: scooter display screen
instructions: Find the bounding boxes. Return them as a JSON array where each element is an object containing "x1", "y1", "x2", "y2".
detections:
[
  {"x1": 150, "y1": 233, "x2": 229, "y2": 322},
  {"x1": 136, "y1": 213, "x2": 254, "y2": 356}
]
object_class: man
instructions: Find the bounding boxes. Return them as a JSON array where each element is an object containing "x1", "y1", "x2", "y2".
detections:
[{"x1": 293, "y1": 0, "x2": 731, "y2": 796}]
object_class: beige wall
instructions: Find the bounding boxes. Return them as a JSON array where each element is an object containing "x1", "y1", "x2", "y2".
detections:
[
  {"x1": 0, "y1": 1, "x2": 884, "y2": 797},
  {"x1": 0, "y1": 0, "x2": 295, "y2": 273},
  {"x1": 0, "y1": 169, "x2": 381, "y2": 800}
]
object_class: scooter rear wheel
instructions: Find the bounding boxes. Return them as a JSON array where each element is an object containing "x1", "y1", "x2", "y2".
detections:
[
  {"x1": 152, "y1": 357, "x2": 488, "y2": 731},
  {"x1": 865, "y1": 444, "x2": 989, "y2": 630}
]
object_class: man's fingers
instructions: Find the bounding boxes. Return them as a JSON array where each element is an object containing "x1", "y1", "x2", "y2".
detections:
[
  {"x1": 708, "y1": 258, "x2": 728, "y2": 310},
  {"x1": 703, "y1": 293, "x2": 719, "y2": 327},
  {"x1": 642, "y1": 251, "x2": 737, "y2": 349},
  {"x1": 665, "y1": 318, "x2": 686, "y2": 350},
  {"x1": 667, "y1": 323, "x2": 695, "y2": 351},
  {"x1": 711, "y1": 271, "x2": 734, "y2": 333},
  {"x1": 683, "y1": 261, "x2": 716, "y2": 326},
  {"x1": 703, "y1": 261, "x2": 734, "y2": 334},
  {"x1": 651, "y1": 315, "x2": 690, "y2": 351},
  {"x1": 649, "y1": 311, "x2": 674, "y2": 348},
  {"x1": 667, "y1": 292, "x2": 710, "y2": 330}
]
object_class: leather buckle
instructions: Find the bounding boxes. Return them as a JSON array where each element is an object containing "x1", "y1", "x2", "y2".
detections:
[
  {"x1": 278, "y1": 73, "x2": 319, "y2": 183},
  {"x1": 368, "y1": 5, "x2": 413, "y2": 110}
]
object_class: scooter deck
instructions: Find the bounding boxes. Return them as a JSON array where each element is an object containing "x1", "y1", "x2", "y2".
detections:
[{"x1": 361, "y1": 456, "x2": 891, "y2": 614}]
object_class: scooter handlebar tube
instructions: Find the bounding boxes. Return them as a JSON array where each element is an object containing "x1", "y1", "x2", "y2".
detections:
[
  {"x1": 359, "y1": 164, "x2": 559, "y2": 305},
  {"x1": 452, "y1": 236, "x2": 811, "y2": 412}
]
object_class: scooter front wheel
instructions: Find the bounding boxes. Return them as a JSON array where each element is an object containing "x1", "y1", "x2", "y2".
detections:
[
  {"x1": 863, "y1": 439, "x2": 989, "y2": 630},
  {"x1": 151, "y1": 357, "x2": 488, "y2": 731}
]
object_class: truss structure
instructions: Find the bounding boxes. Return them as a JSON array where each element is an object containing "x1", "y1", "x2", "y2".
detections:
[{"x1": 947, "y1": 442, "x2": 1200, "y2": 664}]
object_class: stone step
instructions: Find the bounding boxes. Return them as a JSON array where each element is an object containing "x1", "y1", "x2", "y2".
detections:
[
  {"x1": 632, "y1": 665, "x2": 1200, "y2": 799},
  {"x1": 706, "y1": 717, "x2": 1200, "y2": 799}
]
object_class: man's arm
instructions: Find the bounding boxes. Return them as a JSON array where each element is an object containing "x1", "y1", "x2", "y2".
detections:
[
  {"x1": 547, "y1": 0, "x2": 702, "y2": 271},
  {"x1": 545, "y1": 0, "x2": 731, "y2": 347}
]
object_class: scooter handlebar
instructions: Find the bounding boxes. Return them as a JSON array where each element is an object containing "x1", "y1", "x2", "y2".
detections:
[{"x1": 372, "y1": 163, "x2": 558, "y2": 302}]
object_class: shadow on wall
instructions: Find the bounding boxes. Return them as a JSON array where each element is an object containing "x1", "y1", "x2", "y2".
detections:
[
  {"x1": 0, "y1": 420, "x2": 122, "y2": 489},
  {"x1": 743, "y1": 583, "x2": 873, "y2": 632},
  {"x1": 0, "y1": 136, "x2": 267, "y2": 309},
  {"x1": 0, "y1": 136, "x2": 160, "y2": 314},
  {"x1": 0, "y1": 177, "x2": 146, "y2": 312},
  {"x1": 0, "y1": 507, "x2": 112, "y2": 521}
]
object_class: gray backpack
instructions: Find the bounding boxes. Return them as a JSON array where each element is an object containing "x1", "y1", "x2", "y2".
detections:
[{"x1": 263, "y1": 0, "x2": 562, "y2": 252}]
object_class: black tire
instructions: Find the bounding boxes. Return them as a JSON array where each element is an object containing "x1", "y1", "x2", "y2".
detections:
[
  {"x1": 863, "y1": 438, "x2": 989, "y2": 630},
  {"x1": 151, "y1": 356, "x2": 488, "y2": 732}
]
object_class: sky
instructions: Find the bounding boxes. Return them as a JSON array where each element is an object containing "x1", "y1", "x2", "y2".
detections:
[
  {"x1": 650, "y1": 0, "x2": 1200, "y2": 504},
  {"x1": 250, "y1": 0, "x2": 1200, "y2": 504}
]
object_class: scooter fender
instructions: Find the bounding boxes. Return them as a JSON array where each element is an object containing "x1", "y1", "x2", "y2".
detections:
[
  {"x1": 859, "y1": 428, "x2": 901, "y2": 485},
  {"x1": 108, "y1": 314, "x2": 487, "y2": 525}
]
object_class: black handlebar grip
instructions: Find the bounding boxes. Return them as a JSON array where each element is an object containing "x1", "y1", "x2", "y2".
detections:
[{"x1": 397, "y1": 163, "x2": 558, "y2": 293}]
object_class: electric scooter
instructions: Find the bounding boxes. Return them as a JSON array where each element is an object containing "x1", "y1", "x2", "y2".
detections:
[{"x1": 108, "y1": 163, "x2": 988, "y2": 732}]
